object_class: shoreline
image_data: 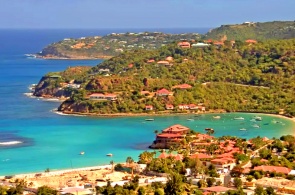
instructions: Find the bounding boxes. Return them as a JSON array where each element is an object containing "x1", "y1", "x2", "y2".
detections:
[
  {"x1": 34, "y1": 54, "x2": 112, "y2": 60},
  {"x1": 0, "y1": 164, "x2": 114, "y2": 179}
]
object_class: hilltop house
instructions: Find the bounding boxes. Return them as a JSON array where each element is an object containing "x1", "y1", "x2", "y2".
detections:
[
  {"x1": 156, "y1": 88, "x2": 173, "y2": 96},
  {"x1": 172, "y1": 84, "x2": 192, "y2": 90},
  {"x1": 145, "y1": 105, "x2": 153, "y2": 111},
  {"x1": 89, "y1": 93, "x2": 117, "y2": 101},
  {"x1": 177, "y1": 41, "x2": 191, "y2": 48}
]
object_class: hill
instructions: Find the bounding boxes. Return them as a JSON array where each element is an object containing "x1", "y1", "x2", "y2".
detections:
[
  {"x1": 205, "y1": 21, "x2": 295, "y2": 41},
  {"x1": 36, "y1": 32, "x2": 201, "y2": 59},
  {"x1": 33, "y1": 39, "x2": 295, "y2": 117}
]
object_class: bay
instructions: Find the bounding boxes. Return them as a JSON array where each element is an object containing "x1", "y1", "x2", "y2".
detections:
[{"x1": 0, "y1": 29, "x2": 294, "y2": 176}]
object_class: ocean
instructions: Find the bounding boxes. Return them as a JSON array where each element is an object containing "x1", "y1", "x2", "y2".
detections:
[{"x1": 0, "y1": 29, "x2": 294, "y2": 176}]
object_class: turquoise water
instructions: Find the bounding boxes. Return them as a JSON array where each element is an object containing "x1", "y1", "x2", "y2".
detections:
[{"x1": 0, "y1": 29, "x2": 294, "y2": 176}]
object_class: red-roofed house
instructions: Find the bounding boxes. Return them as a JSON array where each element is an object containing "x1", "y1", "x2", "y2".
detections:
[
  {"x1": 172, "y1": 84, "x2": 192, "y2": 90},
  {"x1": 165, "y1": 56, "x2": 174, "y2": 61},
  {"x1": 104, "y1": 94, "x2": 117, "y2": 101},
  {"x1": 190, "y1": 153, "x2": 212, "y2": 159},
  {"x1": 177, "y1": 41, "x2": 191, "y2": 48},
  {"x1": 253, "y1": 165, "x2": 291, "y2": 174},
  {"x1": 166, "y1": 104, "x2": 174, "y2": 110},
  {"x1": 211, "y1": 158, "x2": 236, "y2": 170},
  {"x1": 213, "y1": 41, "x2": 224, "y2": 46},
  {"x1": 245, "y1": 39, "x2": 257, "y2": 44},
  {"x1": 156, "y1": 88, "x2": 173, "y2": 96},
  {"x1": 156, "y1": 61, "x2": 170, "y2": 66},
  {"x1": 147, "y1": 59, "x2": 155, "y2": 63},
  {"x1": 198, "y1": 106, "x2": 206, "y2": 111},
  {"x1": 128, "y1": 63, "x2": 133, "y2": 68},
  {"x1": 189, "y1": 104, "x2": 198, "y2": 110},
  {"x1": 145, "y1": 105, "x2": 153, "y2": 111},
  {"x1": 203, "y1": 186, "x2": 231, "y2": 194},
  {"x1": 159, "y1": 152, "x2": 183, "y2": 161},
  {"x1": 89, "y1": 93, "x2": 105, "y2": 100}
]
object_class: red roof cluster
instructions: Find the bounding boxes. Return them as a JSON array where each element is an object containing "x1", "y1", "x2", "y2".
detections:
[{"x1": 254, "y1": 165, "x2": 291, "y2": 174}]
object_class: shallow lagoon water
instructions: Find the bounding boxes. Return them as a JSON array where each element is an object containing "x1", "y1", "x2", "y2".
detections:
[{"x1": 0, "y1": 29, "x2": 294, "y2": 176}]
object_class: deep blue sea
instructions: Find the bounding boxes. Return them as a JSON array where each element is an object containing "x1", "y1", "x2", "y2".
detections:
[{"x1": 0, "y1": 29, "x2": 294, "y2": 176}]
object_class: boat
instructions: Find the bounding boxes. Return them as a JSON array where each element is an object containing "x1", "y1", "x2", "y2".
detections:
[
  {"x1": 145, "y1": 119, "x2": 154, "y2": 121},
  {"x1": 239, "y1": 128, "x2": 247, "y2": 131},
  {"x1": 234, "y1": 117, "x2": 244, "y2": 120},
  {"x1": 205, "y1": 128, "x2": 214, "y2": 131},
  {"x1": 252, "y1": 124, "x2": 260, "y2": 128},
  {"x1": 187, "y1": 118, "x2": 194, "y2": 121},
  {"x1": 106, "y1": 153, "x2": 113, "y2": 157},
  {"x1": 213, "y1": 116, "x2": 221, "y2": 119},
  {"x1": 253, "y1": 116, "x2": 262, "y2": 121},
  {"x1": 80, "y1": 151, "x2": 85, "y2": 155}
]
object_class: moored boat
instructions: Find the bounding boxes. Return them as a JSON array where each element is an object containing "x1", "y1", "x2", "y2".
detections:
[
  {"x1": 106, "y1": 153, "x2": 113, "y2": 157},
  {"x1": 80, "y1": 151, "x2": 85, "y2": 155},
  {"x1": 145, "y1": 119, "x2": 154, "y2": 121},
  {"x1": 252, "y1": 124, "x2": 260, "y2": 128},
  {"x1": 239, "y1": 128, "x2": 247, "y2": 131},
  {"x1": 213, "y1": 116, "x2": 221, "y2": 119},
  {"x1": 234, "y1": 117, "x2": 244, "y2": 120}
]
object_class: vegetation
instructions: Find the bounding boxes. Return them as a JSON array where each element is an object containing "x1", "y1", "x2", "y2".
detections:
[{"x1": 205, "y1": 21, "x2": 295, "y2": 41}]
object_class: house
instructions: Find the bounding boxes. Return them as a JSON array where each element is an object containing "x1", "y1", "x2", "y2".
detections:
[
  {"x1": 156, "y1": 88, "x2": 173, "y2": 96},
  {"x1": 189, "y1": 104, "x2": 198, "y2": 110},
  {"x1": 177, "y1": 41, "x2": 191, "y2": 48},
  {"x1": 165, "y1": 56, "x2": 174, "y2": 61},
  {"x1": 165, "y1": 104, "x2": 174, "y2": 110},
  {"x1": 245, "y1": 39, "x2": 257, "y2": 44},
  {"x1": 178, "y1": 104, "x2": 189, "y2": 110},
  {"x1": 128, "y1": 64, "x2": 133, "y2": 68},
  {"x1": 191, "y1": 43, "x2": 210, "y2": 48},
  {"x1": 89, "y1": 93, "x2": 117, "y2": 101},
  {"x1": 213, "y1": 41, "x2": 224, "y2": 46},
  {"x1": 104, "y1": 94, "x2": 117, "y2": 101},
  {"x1": 210, "y1": 157, "x2": 236, "y2": 170},
  {"x1": 145, "y1": 105, "x2": 153, "y2": 111},
  {"x1": 156, "y1": 60, "x2": 171, "y2": 66},
  {"x1": 172, "y1": 84, "x2": 192, "y2": 90},
  {"x1": 198, "y1": 105, "x2": 206, "y2": 111},
  {"x1": 89, "y1": 93, "x2": 106, "y2": 100},
  {"x1": 147, "y1": 59, "x2": 155, "y2": 63},
  {"x1": 253, "y1": 165, "x2": 291, "y2": 175},
  {"x1": 158, "y1": 152, "x2": 183, "y2": 161},
  {"x1": 190, "y1": 153, "x2": 212, "y2": 160}
]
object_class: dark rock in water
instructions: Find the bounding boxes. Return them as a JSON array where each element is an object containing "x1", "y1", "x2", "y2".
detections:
[
  {"x1": 264, "y1": 123, "x2": 269, "y2": 125},
  {"x1": 0, "y1": 131, "x2": 34, "y2": 149}
]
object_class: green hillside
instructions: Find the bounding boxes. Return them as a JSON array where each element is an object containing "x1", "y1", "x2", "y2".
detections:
[
  {"x1": 205, "y1": 21, "x2": 295, "y2": 41},
  {"x1": 34, "y1": 38, "x2": 295, "y2": 117}
]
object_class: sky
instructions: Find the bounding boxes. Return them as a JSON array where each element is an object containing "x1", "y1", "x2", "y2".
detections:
[{"x1": 0, "y1": 0, "x2": 294, "y2": 29}]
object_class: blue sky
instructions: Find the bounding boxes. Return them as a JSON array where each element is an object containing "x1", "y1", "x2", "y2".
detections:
[{"x1": 0, "y1": 0, "x2": 294, "y2": 29}]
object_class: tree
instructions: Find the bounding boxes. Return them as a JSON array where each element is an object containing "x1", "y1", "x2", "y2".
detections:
[
  {"x1": 110, "y1": 160, "x2": 114, "y2": 173},
  {"x1": 138, "y1": 151, "x2": 155, "y2": 164},
  {"x1": 233, "y1": 177, "x2": 243, "y2": 189},
  {"x1": 137, "y1": 187, "x2": 145, "y2": 195},
  {"x1": 126, "y1": 156, "x2": 135, "y2": 178},
  {"x1": 197, "y1": 179, "x2": 207, "y2": 188},
  {"x1": 206, "y1": 177, "x2": 216, "y2": 187},
  {"x1": 254, "y1": 186, "x2": 266, "y2": 195},
  {"x1": 164, "y1": 172, "x2": 184, "y2": 195},
  {"x1": 37, "y1": 186, "x2": 58, "y2": 195}
]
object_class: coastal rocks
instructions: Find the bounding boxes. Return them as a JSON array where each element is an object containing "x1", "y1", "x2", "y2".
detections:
[
  {"x1": 58, "y1": 100, "x2": 89, "y2": 113},
  {"x1": 33, "y1": 76, "x2": 71, "y2": 98},
  {"x1": 85, "y1": 79, "x2": 104, "y2": 90}
]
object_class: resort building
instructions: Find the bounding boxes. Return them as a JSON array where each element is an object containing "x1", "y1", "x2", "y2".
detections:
[{"x1": 150, "y1": 124, "x2": 190, "y2": 149}]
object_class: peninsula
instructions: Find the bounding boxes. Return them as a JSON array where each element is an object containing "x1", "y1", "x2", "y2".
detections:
[{"x1": 33, "y1": 37, "x2": 295, "y2": 118}]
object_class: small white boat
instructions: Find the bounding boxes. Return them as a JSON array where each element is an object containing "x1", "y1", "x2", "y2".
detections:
[
  {"x1": 252, "y1": 124, "x2": 260, "y2": 128},
  {"x1": 234, "y1": 116, "x2": 244, "y2": 120},
  {"x1": 253, "y1": 116, "x2": 262, "y2": 121},
  {"x1": 239, "y1": 128, "x2": 247, "y2": 131},
  {"x1": 80, "y1": 151, "x2": 85, "y2": 155},
  {"x1": 187, "y1": 118, "x2": 194, "y2": 121},
  {"x1": 106, "y1": 153, "x2": 113, "y2": 157},
  {"x1": 145, "y1": 119, "x2": 154, "y2": 121},
  {"x1": 213, "y1": 116, "x2": 221, "y2": 119}
]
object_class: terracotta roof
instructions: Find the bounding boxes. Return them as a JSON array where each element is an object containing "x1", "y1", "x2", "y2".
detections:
[
  {"x1": 156, "y1": 88, "x2": 172, "y2": 95},
  {"x1": 145, "y1": 105, "x2": 153, "y2": 108},
  {"x1": 253, "y1": 166, "x2": 291, "y2": 174},
  {"x1": 105, "y1": 94, "x2": 117, "y2": 97},
  {"x1": 162, "y1": 124, "x2": 190, "y2": 133},
  {"x1": 190, "y1": 153, "x2": 212, "y2": 159},
  {"x1": 147, "y1": 59, "x2": 155, "y2": 63},
  {"x1": 157, "y1": 60, "x2": 170, "y2": 64},
  {"x1": 245, "y1": 39, "x2": 257, "y2": 43},
  {"x1": 159, "y1": 152, "x2": 183, "y2": 160},
  {"x1": 90, "y1": 93, "x2": 105, "y2": 97},
  {"x1": 203, "y1": 186, "x2": 231, "y2": 192}
]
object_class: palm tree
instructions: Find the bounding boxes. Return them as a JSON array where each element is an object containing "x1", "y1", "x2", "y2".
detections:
[
  {"x1": 138, "y1": 151, "x2": 154, "y2": 164},
  {"x1": 126, "y1": 156, "x2": 134, "y2": 178},
  {"x1": 110, "y1": 160, "x2": 114, "y2": 173}
]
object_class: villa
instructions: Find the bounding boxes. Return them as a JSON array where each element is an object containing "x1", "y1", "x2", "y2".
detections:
[
  {"x1": 89, "y1": 93, "x2": 117, "y2": 101},
  {"x1": 177, "y1": 41, "x2": 191, "y2": 48},
  {"x1": 156, "y1": 88, "x2": 173, "y2": 96},
  {"x1": 145, "y1": 105, "x2": 153, "y2": 111}
]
